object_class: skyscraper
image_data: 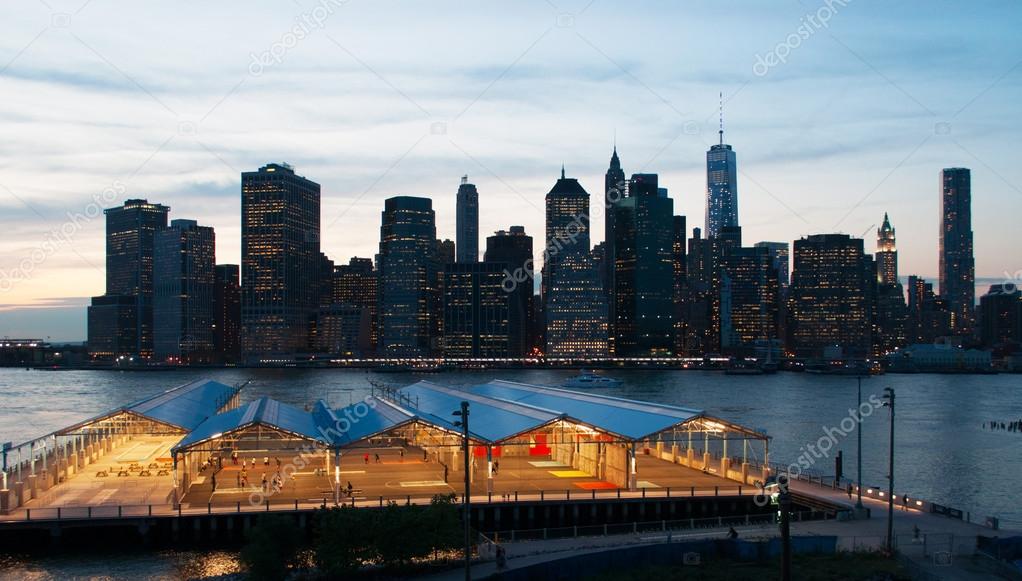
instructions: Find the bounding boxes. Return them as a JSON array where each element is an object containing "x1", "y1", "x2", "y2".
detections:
[
  {"x1": 154, "y1": 219, "x2": 216, "y2": 363},
  {"x1": 874, "y1": 213, "x2": 907, "y2": 355},
  {"x1": 542, "y1": 166, "x2": 591, "y2": 316},
  {"x1": 377, "y1": 196, "x2": 439, "y2": 357},
  {"x1": 441, "y1": 262, "x2": 511, "y2": 357},
  {"x1": 333, "y1": 257, "x2": 378, "y2": 352},
  {"x1": 88, "y1": 198, "x2": 169, "y2": 359},
  {"x1": 939, "y1": 168, "x2": 975, "y2": 335},
  {"x1": 684, "y1": 228, "x2": 720, "y2": 354},
  {"x1": 979, "y1": 284, "x2": 1022, "y2": 347},
  {"x1": 241, "y1": 163, "x2": 321, "y2": 358},
  {"x1": 720, "y1": 246, "x2": 779, "y2": 356},
  {"x1": 672, "y1": 215, "x2": 687, "y2": 355},
  {"x1": 214, "y1": 264, "x2": 241, "y2": 364},
  {"x1": 906, "y1": 275, "x2": 953, "y2": 343},
  {"x1": 485, "y1": 226, "x2": 534, "y2": 357},
  {"x1": 545, "y1": 253, "x2": 608, "y2": 359},
  {"x1": 455, "y1": 176, "x2": 479, "y2": 263},
  {"x1": 789, "y1": 234, "x2": 872, "y2": 358},
  {"x1": 612, "y1": 173, "x2": 675, "y2": 356},
  {"x1": 603, "y1": 147, "x2": 625, "y2": 300},
  {"x1": 542, "y1": 168, "x2": 606, "y2": 357},
  {"x1": 705, "y1": 103, "x2": 738, "y2": 239},
  {"x1": 437, "y1": 238, "x2": 456, "y2": 266},
  {"x1": 753, "y1": 242, "x2": 790, "y2": 292},
  {"x1": 876, "y1": 213, "x2": 898, "y2": 285}
]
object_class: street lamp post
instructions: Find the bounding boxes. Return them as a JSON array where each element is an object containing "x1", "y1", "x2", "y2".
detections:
[
  {"x1": 856, "y1": 376, "x2": 863, "y2": 510},
  {"x1": 883, "y1": 387, "x2": 895, "y2": 552},
  {"x1": 453, "y1": 401, "x2": 471, "y2": 581}
]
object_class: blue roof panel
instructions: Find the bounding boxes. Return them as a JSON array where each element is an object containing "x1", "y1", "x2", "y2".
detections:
[
  {"x1": 328, "y1": 397, "x2": 416, "y2": 446},
  {"x1": 129, "y1": 379, "x2": 237, "y2": 431},
  {"x1": 397, "y1": 381, "x2": 562, "y2": 443},
  {"x1": 172, "y1": 396, "x2": 324, "y2": 453},
  {"x1": 470, "y1": 380, "x2": 703, "y2": 440}
]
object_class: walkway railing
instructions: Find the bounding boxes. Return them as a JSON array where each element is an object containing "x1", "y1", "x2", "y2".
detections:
[
  {"x1": 1, "y1": 484, "x2": 805, "y2": 524},
  {"x1": 484, "y1": 511, "x2": 834, "y2": 543}
]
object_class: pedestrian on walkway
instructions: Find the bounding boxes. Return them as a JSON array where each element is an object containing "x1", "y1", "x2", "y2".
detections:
[
  {"x1": 374, "y1": 453, "x2": 380, "y2": 464},
  {"x1": 363, "y1": 453, "x2": 369, "y2": 465},
  {"x1": 847, "y1": 483, "x2": 853, "y2": 500},
  {"x1": 211, "y1": 473, "x2": 217, "y2": 492},
  {"x1": 399, "y1": 449, "x2": 404, "y2": 462}
]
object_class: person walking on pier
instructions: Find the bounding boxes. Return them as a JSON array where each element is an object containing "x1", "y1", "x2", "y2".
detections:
[
  {"x1": 847, "y1": 483, "x2": 853, "y2": 500},
  {"x1": 211, "y1": 473, "x2": 217, "y2": 492}
]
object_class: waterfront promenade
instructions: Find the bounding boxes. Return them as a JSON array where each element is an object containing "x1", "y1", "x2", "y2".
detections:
[{"x1": 423, "y1": 478, "x2": 1018, "y2": 581}]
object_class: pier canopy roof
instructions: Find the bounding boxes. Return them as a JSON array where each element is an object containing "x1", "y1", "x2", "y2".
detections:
[
  {"x1": 395, "y1": 381, "x2": 563, "y2": 444},
  {"x1": 56, "y1": 378, "x2": 240, "y2": 436},
  {"x1": 172, "y1": 396, "x2": 323, "y2": 454},
  {"x1": 469, "y1": 380, "x2": 766, "y2": 442},
  {"x1": 322, "y1": 397, "x2": 419, "y2": 447}
]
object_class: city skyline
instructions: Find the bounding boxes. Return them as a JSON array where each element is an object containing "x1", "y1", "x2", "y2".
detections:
[{"x1": 1, "y1": 1, "x2": 1021, "y2": 340}]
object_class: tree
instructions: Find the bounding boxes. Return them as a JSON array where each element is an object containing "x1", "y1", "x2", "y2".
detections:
[{"x1": 314, "y1": 505, "x2": 372, "y2": 576}]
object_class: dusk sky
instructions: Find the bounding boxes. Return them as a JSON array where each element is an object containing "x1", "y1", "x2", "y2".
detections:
[{"x1": 1, "y1": 0, "x2": 1020, "y2": 341}]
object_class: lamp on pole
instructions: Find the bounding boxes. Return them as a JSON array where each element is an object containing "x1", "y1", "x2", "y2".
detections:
[
  {"x1": 855, "y1": 376, "x2": 863, "y2": 510},
  {"x1": 882, "y1": 387, "x2": 895, "y2": 552},
  {"x1": 767, "y1": 474, "x2": 792, "y2": 581},
  {"x1": 452, "y1": 401, "x2": 471, "y2": 581}
]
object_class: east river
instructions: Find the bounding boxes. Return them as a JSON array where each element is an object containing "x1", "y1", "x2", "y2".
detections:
[{"x1": 0, "y1": 368, "x2": 1018, "y2": 578}]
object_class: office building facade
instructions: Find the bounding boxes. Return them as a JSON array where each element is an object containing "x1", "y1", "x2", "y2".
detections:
[
  {"x1": 241, "y1": 163, "x2": 321, "y2": 358},
  {"x1": 153, "y1": 219, "x2": 216, "y2": 363},
  {"x1": 377, "y1": 196, "x2": 440, "y2": 357}
]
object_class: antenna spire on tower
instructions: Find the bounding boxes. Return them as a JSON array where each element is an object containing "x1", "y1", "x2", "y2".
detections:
[
  {"x1": 561, "y1": 164, "x2": 565, "y2": 179},
  {"x1": 461, "y1": 174, "x2": 468, "y2": 185},
  {"x1": 719, "y1": 91, "x2": 724, "y2": 145}
]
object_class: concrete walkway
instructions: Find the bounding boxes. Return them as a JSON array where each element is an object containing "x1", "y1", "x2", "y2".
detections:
[{"x1": 419, "y1": 480, "x2": 1018, "y2": 580}]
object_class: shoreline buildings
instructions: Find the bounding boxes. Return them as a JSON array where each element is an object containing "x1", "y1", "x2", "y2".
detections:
[{"x1": 82, "y1": 121, "x2": 986, "y2": 366}]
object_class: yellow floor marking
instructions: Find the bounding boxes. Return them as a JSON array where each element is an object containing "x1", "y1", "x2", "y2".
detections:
[{"x1": 548, "y1": 470, "x2": 590, "y2": 478}]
